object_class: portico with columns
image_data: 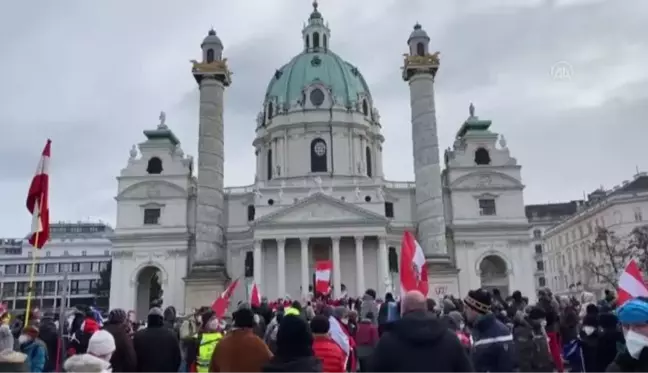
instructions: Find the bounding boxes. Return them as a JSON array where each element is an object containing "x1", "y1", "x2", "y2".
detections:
[{"x1": 251, "y1": 192, "x2": 391, "y2": 300}]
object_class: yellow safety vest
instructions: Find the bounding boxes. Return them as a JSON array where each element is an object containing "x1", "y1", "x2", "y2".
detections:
[
  {"x1": 197, "y1": 332, "x2": 222, "y2": 373},
  {"x1": 285, "y1": 307, "x2": 300, "y2": 316}
]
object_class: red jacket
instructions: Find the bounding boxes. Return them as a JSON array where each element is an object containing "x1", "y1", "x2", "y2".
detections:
[
  {"x1": 355, "y1": 321, "x2": 379, "y2": 346},
  {"x1": 312, "y1": 335, "x2": 346, "y2": 373}
]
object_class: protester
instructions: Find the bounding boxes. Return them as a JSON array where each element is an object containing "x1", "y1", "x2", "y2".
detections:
[
  {"x1": 102, "y1": 309, "x2": 137, "y2": 372},
  {"x1": 310, "y1": 315, "x2": 345, "y2": 372},
  {"x1": 355, "y1": 311, "x2": 379, "y2": 371},
  {"x1": 606, "y1": 297, "x2": 648, "y2": 371},
  {"x1": 263, "y1": 315, "x2": 322, "y2": 372},
  {"x1": 18, "y1": 325, "x2": 47, "y2": 372},
  {"x1": 0, "y1": 325, "x2": 27, "y2": 372},
  {"x1": 369, "y1": 290, "x2": 473, "y2": 372},
  {"x1": 210, "y1": 308, "x2": 272, "y2": 372},
  {"x1": 133, "y1": 307, "x2": 181, "y2": 372}
]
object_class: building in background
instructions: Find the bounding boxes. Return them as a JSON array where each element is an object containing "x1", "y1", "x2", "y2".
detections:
[
  {"x1": 544, "y1": 173, "x2": 648, "y2": 297},
  {"x1": 526, "y1": 201, "x2": 583, "y2": 292},
  {"x1": 0, "y1": 222, "x2": 112, "y2": 311}
]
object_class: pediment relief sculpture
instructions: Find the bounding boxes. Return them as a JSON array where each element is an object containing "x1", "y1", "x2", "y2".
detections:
[
  {"x1": 450, "y1": 172, "x2": 521, "y2": 189},
  {"x1": 117, "y1": 180, "x2": 188, "y2": 200}
]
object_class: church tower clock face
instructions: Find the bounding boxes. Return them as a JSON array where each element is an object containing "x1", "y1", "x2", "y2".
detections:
[{"x1": 313, "y1": 140, "x2": 327, "y2": 156}]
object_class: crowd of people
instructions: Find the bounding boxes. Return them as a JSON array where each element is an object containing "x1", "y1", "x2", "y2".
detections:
[{"x1": 1, "y1": 286, "x2": 648, "y2": 372}]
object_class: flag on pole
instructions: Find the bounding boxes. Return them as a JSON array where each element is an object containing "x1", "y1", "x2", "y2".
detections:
[
  {"x1": 399, "y1": 231, "x2": 428, "y2": 296},
  {"x1": 211, "y1": 278, "x2": 240, "y2": 318},
  {"x1": 250, "y1": 283, "x2": 261, "y2": 307},
  {"x1": 315, "y1": 260, "x2": 332, "y2": 295},
  {"x1": 617, "y1": 259, "x2": 648, "y2": 306},
  {"x1": 26, "y1": 139, "x2": 51, "y2": 249}
]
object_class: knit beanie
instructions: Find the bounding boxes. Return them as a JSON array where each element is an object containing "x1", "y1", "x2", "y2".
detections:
[
  {"x1": 88, "y1": 330, "x2": 116, "y2": 357},
  {"x1": 276, "y1": 315, "x2": 313, "y2": 358},
  {"x1": 464, "y1": 289, "x2": 491, "y2": 314}
]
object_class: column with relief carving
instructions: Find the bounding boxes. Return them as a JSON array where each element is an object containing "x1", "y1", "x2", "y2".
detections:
[
  {"x1": 277, "y1": 238, "x2": 286, "y2": 298},
  {"x1": 300, "y1": 237, "x2": 309, "y2": 300},
  {"x1": 355, "y1": 236, "x2": 365, "y2": 295},
  {"x1": 332, "y1": 236, "x2": 342, "y2": 298},
  {"x1": 253, "y1": 240, "x2": 263, "y2": 291},
  {"x1": 378, "y1": 236, "x2": 389, "y2": 296}
]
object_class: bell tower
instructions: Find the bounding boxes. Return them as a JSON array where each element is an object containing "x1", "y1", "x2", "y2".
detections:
[{"x1": 185, "y1": 28, "x2": 232, "y2": 309}]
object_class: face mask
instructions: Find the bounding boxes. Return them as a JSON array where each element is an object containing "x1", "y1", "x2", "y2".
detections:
[
  {"x1": 583, "y1": 326, "x2": 595, "y2": 336},
  {"x1": 540, "y1": 320, "x2": 547, "y2": 328},
  {"x1": 18, "y1": 335, "x2": 31, "y2": 344},
  {"x1": 341, "y1": 318, "x2": 349, "y2": 325},
  {"x1": 459, "y1": 322, "x2": 465, "y2": 330},
  {"x1": 625, "y1": 330, "x2": 648, "y2": 359}
]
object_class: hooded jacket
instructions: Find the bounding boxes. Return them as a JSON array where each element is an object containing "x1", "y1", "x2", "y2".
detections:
[
  {"x1": 63, "y1": 353, "x2": 111, "y2": 373},
  {"x1": 368, "y1": 310, "x2": 473, "y2": 372}
]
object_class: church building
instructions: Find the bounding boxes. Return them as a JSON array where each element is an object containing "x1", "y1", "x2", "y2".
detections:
[{"x1": 109, "y1": 2, "x2": 535, "y2": 316}]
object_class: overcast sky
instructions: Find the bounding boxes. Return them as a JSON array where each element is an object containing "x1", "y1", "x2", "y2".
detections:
[{"x1": 0, "y1": 0, "x2": 646, "y2": 237}]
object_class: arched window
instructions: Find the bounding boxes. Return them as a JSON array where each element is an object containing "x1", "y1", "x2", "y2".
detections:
[
  {"x1": 313, "y1": 32, "x2": 320, "y2": 48},
  {"x1": 388, "y1": 247, "x2": 398, "y2": 273},
  {"x1": 206, "y1": 49, "x2": 215, "y2": 63},
  {"x1": 362, "y1": 100, "x2": 369, "y2": 116},
  {"x1": 267, "y1": 149, "x2": 273, "y2": 180},
  {"x1": 146, "y1": 157, "x2": 163, "y2": 174},
  {"x1": 474, "y1": 147, "x2": 491, "y2": 165},
  {"x1": 365, "y1": 146, "x2": 373, "y2": 177},
  {"x1": 305, "y1": 34, "x2": 310, "y2": 49},
  {"x1": 323, "y1": 34, "x2": 328, "y2": 49},
  {"x1": 416, "y1": 42, "x2": 425, "y2": 56},
  {"x1": 310, "y1": 138, "x2": 327, "y2": 172},
  {"x1": 267, "y1": 102, "x2": 274, "y2": 119}
]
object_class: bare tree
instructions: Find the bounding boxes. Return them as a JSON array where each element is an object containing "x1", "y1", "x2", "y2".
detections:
[
  {"x1": 627, "y1": 225, "x2": 648, "y2": 274},
  {"x1": 583, "y1": 227, "x2": 633, "y2": 288}
]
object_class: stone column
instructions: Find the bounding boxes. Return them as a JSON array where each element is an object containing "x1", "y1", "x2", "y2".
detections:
[
  {"x1": 253, "y1": 240, "x2": 263, "y2": 290},
  {"x1": 300, "y1": 237, "x2": 309, "y2": 300},
  {"x1": 378, "y1": 236, "x2": 389, "y2": 296},
  {"x1": 354, "y1": 236, "x2": 365, "y2": 295},
  {"x1": 332, "y1": 236, "x2": 342, "y2": 298},
  {"x1": 277, "y1": 238, "x2": 286, "y2": 298}
]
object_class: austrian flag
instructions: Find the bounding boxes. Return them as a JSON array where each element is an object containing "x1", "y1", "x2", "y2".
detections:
[
  {"x1": 26, "y1": 140, "x2": 51, "y2": 249},
  {"x1": 399, "y1": 231, "x2": 429, "y2": 296}
]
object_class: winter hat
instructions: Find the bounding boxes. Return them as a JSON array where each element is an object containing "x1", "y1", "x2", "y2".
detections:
[
  {"x1": 23, "y1": 325, "x2": 39, "y2": 338},
  {"x1": 108, "y1": 309, "x2": 127, "y2": 325},
  {"x1": 464, "y1": 289, "x2": 491, "y2": 314},
  {"x1": 310, "y1": 315, "x2": 330, "y2": 334},
  {"x1": 88, "y1": 330, "x2": 116, "y2": 357},
  {"x1": 617, "y1": 297, "x2": 648, "y2": 325},
  {"x1": 447, "y1": 311, "x2": 464, "y2": 327},
  {"x1": 599, "y1": 312, "x2": 619, "y2": 329},
  {"x1": 148, "y1": 307, "x2": 163, "y2": 317},
  {"x1": 276, "y1": 315, "x2": 313, "y2": 358},
  {"x1": 0, "y1": 325, "x2": 13, "y2": 352},
  {"x1": 232, "y1": 308, "x2": 255, "y2": 328}
]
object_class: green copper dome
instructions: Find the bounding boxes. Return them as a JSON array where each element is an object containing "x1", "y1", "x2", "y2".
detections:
[{"x1": 264, "y1": 50, "x2": 372, "y2": 109}]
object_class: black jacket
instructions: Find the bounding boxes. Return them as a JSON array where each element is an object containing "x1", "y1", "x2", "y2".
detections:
[
  {"x1": 263, "y1": 356, "x2": 322, "y2": 372},
  {"x1": 607, "y1": 348, "x2": 648, "y2": 372},
  {"x1": 103, "y1": 322, "x2": 137, "y2": 372},
  {"x1": 369, "y1": 310, "x2": 474, "y2": 372},
  {"x1": 133, "y1": 315, "x2": 181, "y2": 372},
  {"x1": 471, "y1": 313, "x2": 516, "y2": 372}
]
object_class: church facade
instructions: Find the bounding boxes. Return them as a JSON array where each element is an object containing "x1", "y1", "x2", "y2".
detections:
[{"x1": 109, "y1": 3, "x2": 536, "y2": 316}]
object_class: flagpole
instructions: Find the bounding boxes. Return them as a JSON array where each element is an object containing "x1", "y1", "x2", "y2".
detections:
[{"x1": 24, "y1": 192, "x2": 45, "y2": 326}]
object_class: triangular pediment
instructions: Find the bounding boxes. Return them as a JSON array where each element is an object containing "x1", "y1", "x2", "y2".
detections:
[
  {"x1": 449, "y1": 171, "x2": 522, "y2": 190},
  {"x1": 255, "y1": 193, "x2": 387, "y2": 226},
  {"x1": 116, "y1": 180, "x2": 188, "y2": 201}
]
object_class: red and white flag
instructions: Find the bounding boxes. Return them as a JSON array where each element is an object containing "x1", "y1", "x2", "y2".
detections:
[
  {"x1": 617, "y1": 259, "x2": 648, "y2": 306},
  {"x1": 399, "y1": 231, "x2": 429, "y2": 296},
  {"x1": 250, "y1": 282, "x2": 261, "y2": 307},
  {"x1": 315, "y1": 260, "x2": 332, "y2": 295},
  {"x1": 211, "y1": 277, "x2": 240, "y2": 318},
  {"x1": 26, "y1": 139, "x2": 51, "y2": 249}
]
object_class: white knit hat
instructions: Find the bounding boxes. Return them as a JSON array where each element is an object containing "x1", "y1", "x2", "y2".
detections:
[{"x1": 87, "y1": 330, "x2": 116, "y2": 357}]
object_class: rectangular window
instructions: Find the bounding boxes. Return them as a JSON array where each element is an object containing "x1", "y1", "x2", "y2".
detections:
[
  {"x1": 539, "y1": 277, "x2": 546, "y2": 287},
  {"x1": 60, "y1": 263, "x2": 70, "y2": 272},
  {"x1": 80, "y1": 262, "x2": 92, "y2": 272},
  {"x1": 144, "y1": 208, "x2": 161, "y2": 225},
  {"x1": 535, "y1": 244, "x2": 543, "y2": 254},
  {"x1": 18, "y1": 265, "x2": 28, "y2": 274},
  {"x1": 45, "y1": 263, "x2": 57, "y2": 274},
  {"x1": 99, "y1": 262, "x2": 109, "y2": 271},
  {"x1": 91, "y1": 262, "x2": 101, "y2": 272},
  {"x1": 16, "y1": 282, "x2": 28, "y2": 296},
  {"x1": 4, "y1": 265, "x2": 17, "y2": 275},
  {"x1": 71, "y1": 263, "x2": 80, "y2": 273},
  {"x1": 70, "y1": 280, "x2": 79, "y2": 295},
  {"x1": 635, "y1": 208, "x2": 643, "y2": 222},
  {"x1": 44, "y1": 281, "x2": 56, "y2": 295},
  {"x1": 384, "y1": 202, "x2": 394, "y2": 218},
  {"x1": 536, "y1": 261, "x2": 544, "y2": 271},
  {"x1": 78, "y1": 280, "x2": 91, "y2": 294},
  {"x1": 81, "y1": 250, "x2": 87, "y2": 256},
  {"x1": 478, "y1": 199, "x2": 496, "y2": 216}
]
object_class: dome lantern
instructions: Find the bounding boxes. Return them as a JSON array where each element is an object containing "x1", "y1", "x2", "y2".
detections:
[
  {"x1": 201, "y1": 28, "x2": 223, "y2": 63},
  {"x1": 407, "y1": 22, "x2": 430, "y2": 57},
  {"x1": 302, "y1": 1, "x2": 331, "y2": 52}
]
